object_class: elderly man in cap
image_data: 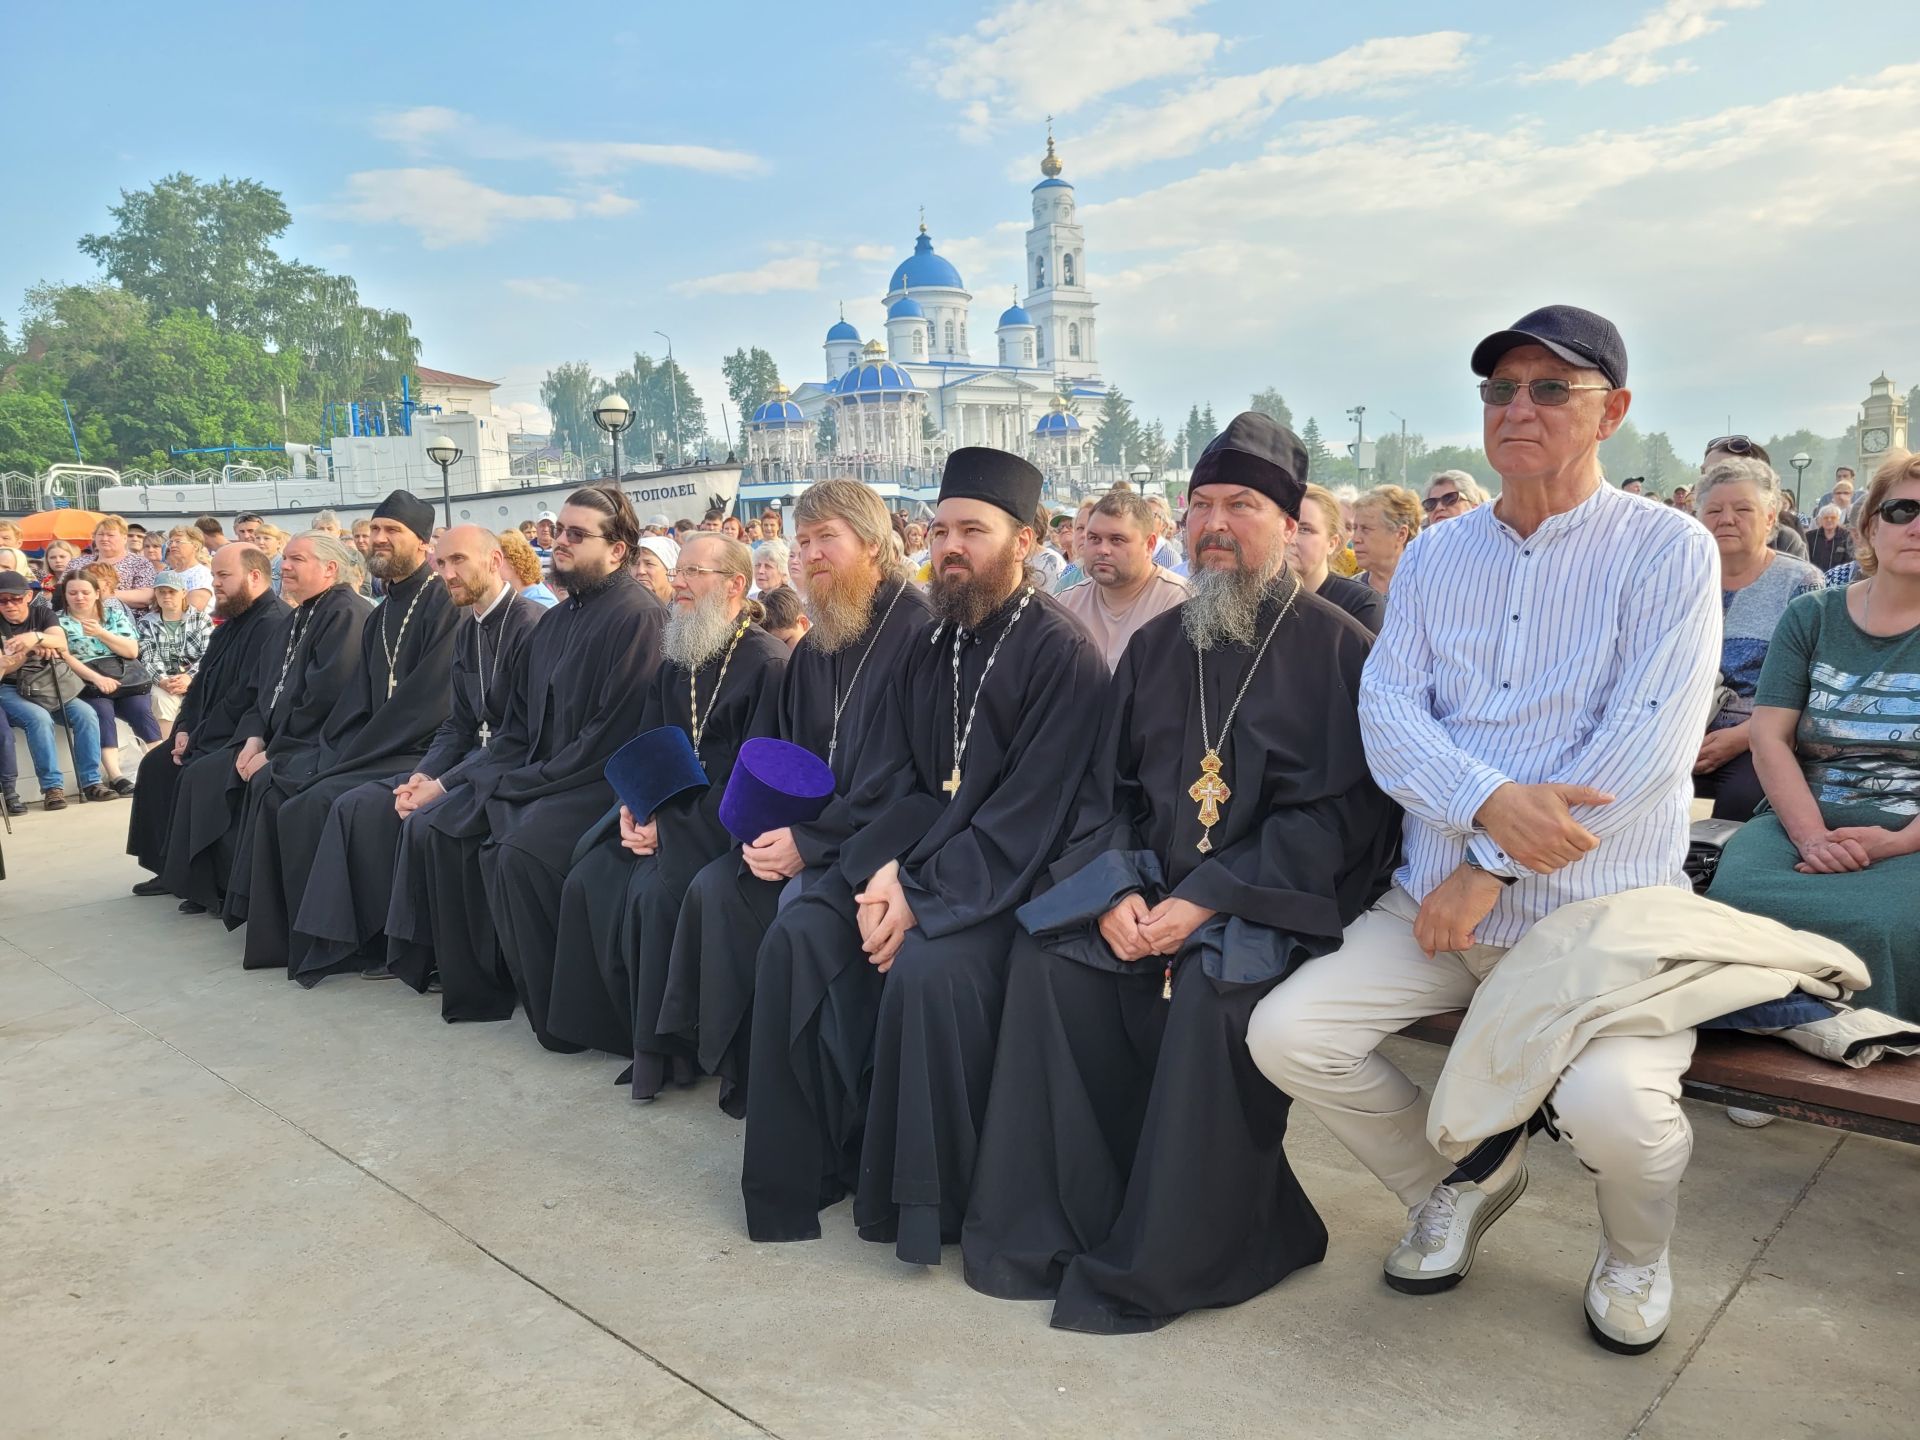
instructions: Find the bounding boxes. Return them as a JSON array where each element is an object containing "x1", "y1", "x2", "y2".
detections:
[
  {"x1": 1248, "y1": 305, "x2": 1722, "y2": 1355},
  {"x1": 963, "y1": 414, "x2": 1400, "y2": 1332},
  {"x1": 742, "y1": 448, "x2": 1106, "y2": 1264}
]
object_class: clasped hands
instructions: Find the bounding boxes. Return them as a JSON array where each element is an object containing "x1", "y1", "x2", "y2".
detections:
[
  {"x1": 233, "y1": 736, "x2": 269, "y2": 781},
  {"x1": 856, "y1": 859, "x2": 916, "y2": 973},
  {"x1": 618, "y1": 805, "x2": 659, "y2": 857},
  {"x1": 1097, "y1": 893, "x2": 1217, "y2": 964},
  {"x1": 742, "y1": 826, "x2": 803, "y2": 882},
  {"x1": 393, "y1": 773, "x2": 446, "y2": 818},
  {"x1": 1793, "y1": 824, "x2": 1915, "y2": 874}
]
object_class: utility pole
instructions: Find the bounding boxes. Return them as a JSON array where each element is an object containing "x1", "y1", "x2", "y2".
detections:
[
  {"x1": 655, "y1": 330, "x2": 679, "y2": 465},
  {"x1": 1346, "y1": 405, "x2": 1368, "y2": 482},
  {"x1": 1388, "y1": 409, "x2": 1408, "y2": 484}
]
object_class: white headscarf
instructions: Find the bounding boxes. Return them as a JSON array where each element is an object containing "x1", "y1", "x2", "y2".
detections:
[{"x1": 637, "y1": 535, "x2": 680, "y2": 571}]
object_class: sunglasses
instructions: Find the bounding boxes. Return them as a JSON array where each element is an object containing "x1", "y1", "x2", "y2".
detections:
[
  {"x1": 555, "y1": 525, "x2": 606, "y2": 546},
  {"x1": 1422, "y1": 491, "x2": 1462, "y2": 512},
  {"x1": 1705, "y1": 435, "x2": 1758, "y2": 456},
  {"x1": 1876, "y1": 498, "x2": 1920, "y2": 527},
  {"x1": 1479, "y1": 379, "x2": 1611, "y2": 407}
]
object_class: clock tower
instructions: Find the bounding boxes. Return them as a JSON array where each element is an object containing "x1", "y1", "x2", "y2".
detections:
[{"x1": 1856, "y1": 372, "x2": 1908, "y2": 481}]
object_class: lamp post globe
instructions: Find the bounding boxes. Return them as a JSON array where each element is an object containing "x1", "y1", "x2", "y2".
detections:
[
  {"x1": 1790, "y1": 451, "x2": 1812, "y2": 513},
  {"x1": 425, "y1": 436, "x2": 463, "y2": 526},
  {"x1": 594, "y1": 392, "x2": 635, "y2": 482}
]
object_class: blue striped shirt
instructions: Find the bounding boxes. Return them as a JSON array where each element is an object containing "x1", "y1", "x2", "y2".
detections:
[{"x1": 1358, "y1": 481, "x2": 1723, "y2": 945}]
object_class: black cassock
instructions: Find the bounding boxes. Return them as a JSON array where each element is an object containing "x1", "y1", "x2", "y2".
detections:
[
  {"x1": 741, "y1": 587, "x2": 1105, "y2": 1262},
  {"x1": 658, "y1": 578, "x2": 930, "y2": 1116},
  {"x1": 127, "y1": 588, "x2": 290, "y2": 876},
  {"x1": 544, "y1": 624, "x2": 788, "y2": 1064},
  {"x1": 960, "y1": 584, "x2": 1401, "y2": 1333},
  {"x1": 288, "y1": 589, "x2": 542, "y2": 982},
  {"x1": 385, "y1": 571, "x2": 663, "y2": 1021},
  {"x1": 234, "y1": 563, "x2": 460, "y2": 971},
  {"x1": 161, "y1": 586, "x2": 367, "y2": 914}
]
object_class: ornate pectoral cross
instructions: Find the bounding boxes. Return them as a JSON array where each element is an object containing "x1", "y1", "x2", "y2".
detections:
[
  {"x1": 943, "y1": 766, "x2": 962, "y2": 796},
  {"x1": 1188, "y1": 749, "x2": 1230, "y2": 853}
]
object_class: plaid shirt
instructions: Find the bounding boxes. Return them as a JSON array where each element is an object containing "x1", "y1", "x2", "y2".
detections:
[{"x1": 137, "y1": 606, "x2": 213, "y2": 677}]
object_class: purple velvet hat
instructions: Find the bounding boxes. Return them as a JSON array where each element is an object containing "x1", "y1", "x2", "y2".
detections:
[
  {"x1": 719, "y1": 737, "x2": 836, "y2": 843},
  {"x1": 606, "y1": 726, "x2": 708, "y2": 819}
]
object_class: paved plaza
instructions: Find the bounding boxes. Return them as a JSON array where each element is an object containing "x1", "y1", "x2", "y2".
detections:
[{"x1": 3, "y1": 801, "x2": 1914, "y2": 1439}]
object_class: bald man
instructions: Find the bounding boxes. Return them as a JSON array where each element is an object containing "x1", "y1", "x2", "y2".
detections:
[{"x1": 291, "y1": 524, "x2": 542, "y2": 983}]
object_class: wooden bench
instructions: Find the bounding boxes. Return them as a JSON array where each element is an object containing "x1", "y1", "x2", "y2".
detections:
[{"x1": 1399, "y1": 1010, "x2": 1920, "y2": 1146}]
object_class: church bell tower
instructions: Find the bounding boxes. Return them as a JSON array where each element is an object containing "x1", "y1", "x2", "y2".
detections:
[{"x1": 1023, "y1": 125, "x2": 1100, "y2": 385}]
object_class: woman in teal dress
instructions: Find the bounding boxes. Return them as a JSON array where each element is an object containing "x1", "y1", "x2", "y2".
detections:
[{"x1": 1710, "y1": 454, "x2": 1920, "y2": 1022}]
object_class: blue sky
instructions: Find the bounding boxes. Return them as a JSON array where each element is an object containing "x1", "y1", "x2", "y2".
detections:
[{"x1": 6, "y1": 2, "x2": 1919, "y2": 458}]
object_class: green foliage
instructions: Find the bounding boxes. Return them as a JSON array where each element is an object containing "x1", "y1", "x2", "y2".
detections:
[
  {"x1": 1138, "y1": 419, "x2": 1170, "y2": 474},
  {"x1": 540, "y1": 362, "x2": 609, "y2": 464},
  {"x1": 1180, "y1": 404, "x2": 1218, "y2": 463},
  {"x1": 1300, "y1": 416, "x2": 1327, "y2": 459},
  {"x1": 0, "y1": 390, "x2": 75, "y2": 471},
  {"x1": 814, "y1": 406, "x2": 838, "y2": 457},
  {"x1": 1095, "y1": 387, "x2": 1143, "y2": 465},
  {"x1": 1248, "y1": 387, "x2": 1292, "y2": 429},
  {"x1": 721, "y1": 346, "x2": 782, "y2": 426}
]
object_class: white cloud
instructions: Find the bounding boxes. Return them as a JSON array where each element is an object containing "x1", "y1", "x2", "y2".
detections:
[
  {"x1": 372, "y1": 105, "x2": 465, "y2": 153},
  {"x1": 540, "y1": 140, "x2": 766, "y2": 179},
  {"x1": 368, "y1": 107, "x2": 765, "y2": 177},
  {"x1": 1525, "y1": 0, "x2": 1762, "y2": 88},
  {"x1": 671, "y1": 257, "x2": 824, "y2": 297},
  {"x1": 931, "y1": 0, "x2": 1220, "y2": 130},
  {"x1": 1067, "y1": 31, "x2": 1474, "y2": 174},
  {"x1": 505, "y1": 277, "x2": 585, "y2": 303},
  {"x1": 313, "y1": 168, "x2": 608, "y2": 248}
]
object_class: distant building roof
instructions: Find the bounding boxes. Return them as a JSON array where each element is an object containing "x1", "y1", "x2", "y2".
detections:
[{"x1": 415, "y1": 366, "x2": 500, "y2": 390}]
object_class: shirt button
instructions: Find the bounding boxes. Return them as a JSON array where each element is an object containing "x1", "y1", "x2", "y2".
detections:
[
  {"x1": 1511, "y1": 614, "x2": 1520, "y2": 621},
  {"x1": 1502, "y1": 682, "x2": 1511, "y2": 690},
  {"x1": 1522, "y1": 549, "x2": 1533, "y2": 556}
]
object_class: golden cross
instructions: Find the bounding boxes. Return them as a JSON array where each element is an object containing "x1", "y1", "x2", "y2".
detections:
[
  {"x1": 1188, "y1": 749, "x2": 1230, "y2": 852},
  {"x1": 942, "y1": 766, "x2": 962, "y2": 796}
]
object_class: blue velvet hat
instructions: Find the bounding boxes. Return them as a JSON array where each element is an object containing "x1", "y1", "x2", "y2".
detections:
[
  {"x1": 607, "y1": 726, "x2": 708, "y2": 819},
  {"x1": 719, "y1": 737, "x2": 836, "y2": 843}
]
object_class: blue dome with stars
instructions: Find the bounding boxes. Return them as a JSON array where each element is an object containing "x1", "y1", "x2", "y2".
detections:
[{"x1": 889, "y1": 230, "x2": 965, "y2": 293}]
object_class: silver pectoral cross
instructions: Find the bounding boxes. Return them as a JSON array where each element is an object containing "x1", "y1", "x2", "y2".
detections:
[{"x1": 478, "y1": 721, "x2": 492, "y2": 747}]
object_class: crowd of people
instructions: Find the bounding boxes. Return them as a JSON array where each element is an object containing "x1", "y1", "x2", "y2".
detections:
[{"x1": 3, "y1": 303, "x2": 1916, "y2": 1357}]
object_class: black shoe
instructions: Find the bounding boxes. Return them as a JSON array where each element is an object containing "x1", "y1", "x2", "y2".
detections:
[
  {"x1": 361, "y1": 962, "x2": 396, "y2": 980},
  {"x1": 178, "y1": 899, "x2": 208, "y2": 915},
  {"x1": 81, "y1": 783, "x2": 117, "y2": 802},
  {"x1": 2, "y1": 791, "x2": 24, "y2": 817},
  {"x1": 109, "y1": 776, "x2": 136, "y2": 797},
  {"x1": 132, "y1": 877, "x2": 172, "y2": 897},
  {"x1": 425, "y1": 971, "x2": 443, "y2": 994}
]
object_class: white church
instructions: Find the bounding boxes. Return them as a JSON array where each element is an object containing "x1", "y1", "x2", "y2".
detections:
[{"x1": 747, "y1": 133, "x2": 1109, "y2": 496}]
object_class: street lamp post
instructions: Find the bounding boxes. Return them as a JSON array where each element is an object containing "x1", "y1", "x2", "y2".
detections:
[
  {"x1": 594, "y1": 392, "x2": 636, "y2": 485},
  {"x1": 1790, "y1": 451, "x2": 1812, "y2": 516},
  {"x1": 425, "y1": 436, "x2": 462, "y2": 528},
  {"x1": 654, "y1": 330, "x2": 678, "y2": 465},
  {"x1": 1346, "y1": 405, "x2": 1367, "y2": 482},
  {"x1": 1388, "y1": 410, "x2": 1409, "y2": 485}
]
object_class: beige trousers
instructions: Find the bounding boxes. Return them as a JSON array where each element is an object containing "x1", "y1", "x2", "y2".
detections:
[
  {"x1": 151, "y1": 686, "x2": 184, "y2": 723},
  {"x1": 1248, "y1": 887, "x2": 1694, "y2": 1265}
]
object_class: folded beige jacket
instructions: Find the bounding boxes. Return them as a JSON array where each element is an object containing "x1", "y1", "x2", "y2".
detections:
[{"x1": 1428, "y1": 887, "x2": 1868, "y2": 1158}]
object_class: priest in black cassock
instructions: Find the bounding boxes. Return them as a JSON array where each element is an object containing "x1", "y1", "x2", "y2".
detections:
[
  {"x1": 544, "y1": 533, "x2": 787, "y2": 1061},
  {"x1": 129, "y1": 544, "x2": 288, "y2": 892},
  {"x1": 656, "y1": 478, "x2": 928, "y2": 1116},
  {"x1": 160, "y1": 534, "x2": 369, "y2": 917},
  {"x1": 960, "y1": 413, "x2": 1401, "y2": 1333},
  {"x1": 741, "y1": 448, "x2": 1106, "y2": 1263},
  {"x1": 385, "y1": 485, "x2": 664, "y2": 1021},
  {"x1": 232, "y1": 492, "x2": 460, "y2": 972},
  {"x1": 288, "y1": 524, "x2": 541, "y2": 983}
]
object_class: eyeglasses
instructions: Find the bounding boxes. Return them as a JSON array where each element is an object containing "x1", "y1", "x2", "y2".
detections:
[
  {"x1": 666, "y1": 565, "x2": 729, "y2": 581},
  {"x1": 1876, "y1": 498, "x2": 1920, "y2": 527},
  {"x1": 1705, "y1": 435, "x2": 1757, "y2": 457},
  {"x1": 556, "y1": 525, "x2": 606, "y2": 546},
  {"x1": 1479, "y1": 378, "x2": 1611, "y2": 407},
  {"x1": 1422, "y1": 492, "x2": 1462, "y2": 512}
]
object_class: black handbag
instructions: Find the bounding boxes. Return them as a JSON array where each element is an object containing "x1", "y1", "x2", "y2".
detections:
[
  {"x1": 80, "y1": 652, "x2": 154, "y2": 699},
  {"x1": 13, "y1": 654, "x2": 86, "y2": 710}
]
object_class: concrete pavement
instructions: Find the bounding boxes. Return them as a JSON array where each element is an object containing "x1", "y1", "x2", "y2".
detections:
[{"x1": 2, "y1": 800, "x2": 1915, "y2": 1439}]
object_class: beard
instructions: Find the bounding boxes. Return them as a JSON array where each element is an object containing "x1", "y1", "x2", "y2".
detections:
[
  {"x1": 367, "y1": 543, "x2": 422, "y2": 582},
  {"x1": 1182, "y1": 535, "x2": 1286, "y2": 651},
  {"x1": 928, "y1": 537, "x2": 1024, "y2": 632},
  {"x1": 214, "y1": 588, "x2": 256, "y2": 620},
  {"x1": 663, "y1": 589, "x2": 739, "y2": 669},
  {"x1": 805, "y1": 562, "x2": 883, "y2": 653}
]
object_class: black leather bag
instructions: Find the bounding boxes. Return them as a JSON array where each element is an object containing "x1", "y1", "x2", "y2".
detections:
[{"x1": 80, "y1": 652, "x2": 154, "y2": 699}]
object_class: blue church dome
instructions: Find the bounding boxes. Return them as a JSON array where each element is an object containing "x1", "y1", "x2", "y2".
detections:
[
  {"x1": 826, "y1": 317, "x2": 860, "y2": 343},
  {"x1": 1032, "y1": 177, "x2": 1073, "y2": 192},
  {"x1": 749, "y1": 396, "x2": 806, "y2": 427},
  {"x1": 889, "y1": 229, "x2": 965, "y2": 293},
  {"x1": 1033, "y1": 408, "x2": 1082, "y2": 437},
  {"x1": 887, "y1": 295, "x2": 925, "y2": 320},
  {"x1": 834, "y1": 347, "x2": 918, "y2": 401},
  {"x1": 998, "y1": 301, "x2": 1033, "y2": 327}
]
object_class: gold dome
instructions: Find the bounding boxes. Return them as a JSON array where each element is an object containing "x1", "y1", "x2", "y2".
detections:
[
  {"x1": 1040, "y1": 128, "x2": 1062, "y2": 178},
  {"x1": 863, "y1": 338, "x2": 887, "y2": 357}
]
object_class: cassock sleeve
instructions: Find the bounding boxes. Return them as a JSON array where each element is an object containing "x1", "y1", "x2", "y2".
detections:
[
  {"x1": 887, "y1": 623, "x2": 1107, "y2": 940},
  {"x1": 267, "y1": 597, "x2": 367, "y2": 751},
  {"x1": 435, "y1": 603, "x2": 538, "y2": 788},
  {"x1": 313, "y1": 592, "x2": 460, "y2": 780}
]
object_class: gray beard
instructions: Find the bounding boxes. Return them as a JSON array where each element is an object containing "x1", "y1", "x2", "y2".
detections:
[
  {"x1": 1182, "y1": 557, "x2": 1285, "y2": 651},
  {"x1": 367, "y1": 549, "x2": 420, "y2": 581},
  {"x1": 806, "y1": 571, "x2": 881, "y2": 653},
  {"x1": 663, "y1": 589, "x2": 737, "y2": 669}
]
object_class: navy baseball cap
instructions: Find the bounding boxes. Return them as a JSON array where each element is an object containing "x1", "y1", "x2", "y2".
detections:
[{"x1": 1471, "y1": 305, "x2": 1627, "y2": 390}]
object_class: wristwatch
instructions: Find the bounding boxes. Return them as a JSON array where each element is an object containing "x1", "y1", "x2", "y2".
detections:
[{"x1": 1463, "y1": 851, "x2": 1520, "y2": 887}]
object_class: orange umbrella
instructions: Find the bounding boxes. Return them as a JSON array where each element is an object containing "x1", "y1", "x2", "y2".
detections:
[{"x1": 13, "y1": 509, "x2": 108, "y2": 551}]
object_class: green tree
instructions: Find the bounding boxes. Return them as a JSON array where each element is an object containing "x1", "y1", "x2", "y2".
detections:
[
  {"x1": 721, "y1": 346, "x2": 782, "y2": 428},
  {"x1": 1300, "y1": 415, "x2": 1327, "y2": 460},
  {"x1": 1138, "y1": 418, "x2": 1170, "y2": 474},
  {"x1": 1248, "y1": 387, "x2": 1293, "y2": 429},
  {"x1": 814, "y1": 406, "x2": 838, "y2": 457},
  {"x1": 640, "y1": 358, "x2": 706, "y2": 464},
  {"x1": 0, "y1": 390, "x2": 76, "y2": 471},
  {"x1": 1642, "y1": 431, "x2": 1681, "y2": 487},
  {"x1": 1095, "y1": 386, "x2": 1143, "y2": 464},
  {"x1": 540, "y1": 361, "x2": 608, "y2": 465},
  {"x1": 1374, "y1": 428, "x2": 1429, "y2": 488}
]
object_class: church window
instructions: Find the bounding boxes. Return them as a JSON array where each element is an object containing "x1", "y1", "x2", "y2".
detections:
[
  {"x1": 944, "y1": 319, "x2": 955, "y2": 352},
  {"x1": 1063, "y1": 253, "x2": 1075, "y2": 286},
  {"x1": 1068, "y1": 323, "x2": 1081, "y2": 358},
  {"x1": 1036, "y1": 333, "x2": 1045, "y2": 361},
  {"x1": 912, "y1": 329, "x2": 923, "y2": 358},
  {"x1": 1035, "y1": 255, "x2": 1046, "y2": 289},
  {"x1": 960, "y1": 320, "x2": 968, "y2": 351},
  {"x1": 1023, "y1": 337, "x2": 1034, "y2": 363}
]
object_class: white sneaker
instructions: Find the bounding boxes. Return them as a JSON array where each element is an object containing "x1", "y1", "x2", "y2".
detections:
[
  {"x1": 1727, "y1": 1106, "x2": 1777, "y2": 1129},
  {"x1": 1584, "y1": 1243, "x2": 1673, "y2": 1354},
  {"x1": 1383, "y1": 1141, "x2": 1529, "y2": 1295}
]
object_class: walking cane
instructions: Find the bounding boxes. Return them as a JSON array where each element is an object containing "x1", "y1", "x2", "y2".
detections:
[{"x1": 50, "y1": 658, "x2": 88, "y2": 803}]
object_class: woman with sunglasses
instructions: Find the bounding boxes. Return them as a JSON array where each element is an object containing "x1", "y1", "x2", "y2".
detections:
[
  {"x1": 1691, "y1": 456, "x2": 1825, "y2": 822},
  {"x1": 1709, "y1": 452, "x2": 1920, "y2": 1024}
]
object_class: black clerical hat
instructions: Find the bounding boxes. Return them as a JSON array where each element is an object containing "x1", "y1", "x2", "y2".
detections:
[
  {"x1": 1471, "y1": 304, "x2": 1627, "y2": 389},
  {"x1": 373, "y1": 489, "x2": 436, "y2": 541},
  {"x1": 1189, "y1": 413, "x2": 1308, "y2": 517},
  {"x1": 939, "y1": 447, "x2": 1043, "y2": 526}
]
